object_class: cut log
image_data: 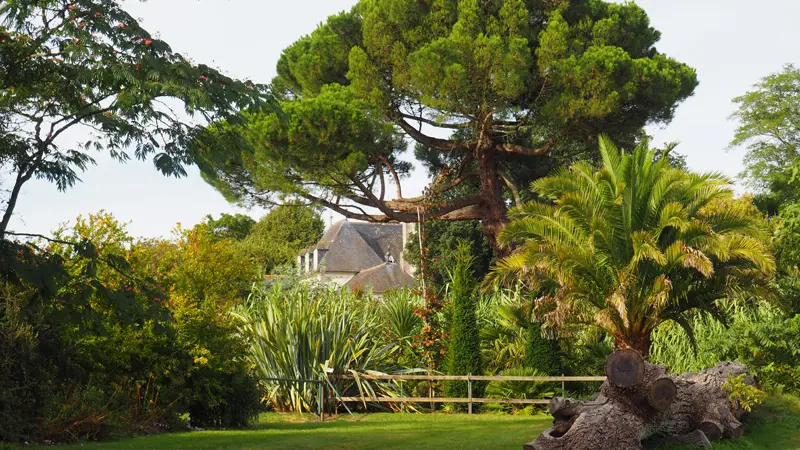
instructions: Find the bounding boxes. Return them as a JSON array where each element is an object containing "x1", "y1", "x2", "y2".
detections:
[
  {"x1": 524, "y1": 354, "x2": 756, "y2": 450},
  {"x1": 725, "y1": 423, "x2": 743, "y2": 440},
  {"x1": 697, "y1": 421, "x2": 723, "y2": 441},
  {"x1": 605, "y1": 349, "x2": 646, "y2": 388},
  {"x1": 648, "y1": 377, "x2": 677, "y2": 411}
]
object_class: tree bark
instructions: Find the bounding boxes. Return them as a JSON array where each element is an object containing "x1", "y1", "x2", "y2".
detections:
[
  {"x1": 477, "y1": 146, "x2": 510, "y2": 258},
  {"x1": 615, "y1": 332, "x2": 652, "y2": 361},
  {"x1": 0, "y1": 168, "x2": 31, "y2": 240},
  {"x1": 525, "y1": 351, "x2": 755, "y2": 450},
  {"x1": 1, "y1": 144, "x2": 45, "y2": 240}
]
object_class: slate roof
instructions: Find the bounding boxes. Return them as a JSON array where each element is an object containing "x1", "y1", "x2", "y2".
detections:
[
  {"x1": 345, "y1": 262, "x2": 417, "y2": 294},
  {"x1": 311, "y1": 220, "x2": 404, "y2": 273},
  {"x1": 300, "y1": 220, "x2": 415, "y2": 293}
]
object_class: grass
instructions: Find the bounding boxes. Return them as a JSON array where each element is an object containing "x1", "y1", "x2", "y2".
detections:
[
  {"x1": 25, "y1": 394, "x2": 800, "y2": 450},
  {"x1": 28, "y1": 413, "x2": 552, "y2": 450}
]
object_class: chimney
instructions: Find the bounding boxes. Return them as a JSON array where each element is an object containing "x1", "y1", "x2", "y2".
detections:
[{"x1": 400, "y1": 222, "x2": 416, "y2": 275}]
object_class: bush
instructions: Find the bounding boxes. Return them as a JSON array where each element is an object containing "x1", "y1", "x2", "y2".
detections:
[
  {"x1": 1, "y1": 212, "x2": 264, "y2": 444},
  {"x1": 132, "y1": 223, "x2": 264, "y2": 428},
  {"x1": 233, "y1": 282, "x2": 412, "y2": 413},
  {"x1": 0, "y1": 284, "x2": 57, "y2": 442},
  {"x1": 651, "y1": 304, "x2": 800, "y2": 393},
  {"x1": 484, "y1": 368, "x2": 556, "y2": 414},
  {"x1": 176, "y1": 297, "x2": 263, "y2": 428},
  {"x1": 186, "y1": 364, "x2": 262, "y2": 428}
]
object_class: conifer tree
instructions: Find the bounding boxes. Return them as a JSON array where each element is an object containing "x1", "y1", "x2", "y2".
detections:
[{"x1": 445, "y1": 242, "x2": 484, "y2": 404}]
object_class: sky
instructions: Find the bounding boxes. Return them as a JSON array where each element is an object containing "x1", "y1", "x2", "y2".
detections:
[{"x1": 5, "y1": 0, "x2": 800, "y2": 238}]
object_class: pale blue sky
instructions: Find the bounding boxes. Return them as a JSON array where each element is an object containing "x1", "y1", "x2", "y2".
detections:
[{"x1": 6, "y1": 0, "x2": 800, "y2": 238}]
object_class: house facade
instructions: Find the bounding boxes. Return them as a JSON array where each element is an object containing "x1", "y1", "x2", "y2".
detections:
[{"x1": 297, "y1": 220, "x2": 417, "y2": 293}]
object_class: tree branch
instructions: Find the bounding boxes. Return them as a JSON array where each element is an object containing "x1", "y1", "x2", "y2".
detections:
[
  {"x1": 498, "y1": 169, "x2": 522, "y2": 207},
  {"x1": 379, "y1": 155, "x2": 403, "y2": 199},
  {"x1": 300, "y1": 190, "x2": 484, "y2": 223},
  {"x1": 298, "y1": 192, "x2": 392, "y2": 222},
  {"x1": 494, "y1": 137, "x2": 556, "y2": 156},
  {"x1": 376, "y1": 162, "x2": 386, "y2": 201},
  {"x1": 395, "y1": 117, "x2": 469, "y2": 152},
  {"x1": 400, "y1": 113, "x2": 469, "y2": 130},
  {"x1": 48, "y1": 97, "x2": 118, "y2": 144},
  {"x1": 350, "y1": 176, "x2": 398, "y2": 218}
]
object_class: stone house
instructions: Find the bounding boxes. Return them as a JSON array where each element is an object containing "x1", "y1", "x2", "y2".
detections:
[{"x1": 297, "y1": 219, "x2": 417, "y2": 294}]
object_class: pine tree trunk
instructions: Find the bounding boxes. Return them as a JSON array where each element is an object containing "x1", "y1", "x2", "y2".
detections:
[
  {"x1": 524, "y1": 350, "x2": 755, "y2": 450},
  {"x1": 477, "y1": 147, "x2": 510, "y2": 258}
]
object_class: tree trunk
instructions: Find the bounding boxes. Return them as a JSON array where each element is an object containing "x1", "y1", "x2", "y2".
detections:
[
  {"x1": 477, "y1": 147, "x2": 510, "y2": 258},
  {"x1": 0, "y1": 169, "x2": 28, "y2": 240},
  {"x1": 524, "y1": 350, "x2": 755, "y2": 450},
  {"x1": 615, "y1": 332, "x2": 652, "y2": 361}
]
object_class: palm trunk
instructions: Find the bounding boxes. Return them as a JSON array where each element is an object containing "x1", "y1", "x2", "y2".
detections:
[{"x1": 614, "y1": 332, "x2": 652, "y2": 360}]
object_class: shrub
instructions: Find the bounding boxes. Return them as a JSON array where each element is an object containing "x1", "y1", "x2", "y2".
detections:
[
  {"x1": 651, "y1": 303, "x2": 800, "y2": 393},
  {"x1": 722, "y1": 374, "x2": 767, "y2": 412},
  {"x1": 650, "y1": 313, "x2": 728, "y2": 373},
  {"x1": 0, "y1": 284, "x2": 57, "y2": 442},
  {"x1": 233, "y1": 283, "x2": 406, "y2": 413},
  {"x1": 484, "y1": 368, "x2": 556, "y2": 414},
  {"x1": 1, "y1": 212, "x2": 263, "y2": 444},
  {"x1": 186, "y1": 363, "x2": 262, "y2": 428}
]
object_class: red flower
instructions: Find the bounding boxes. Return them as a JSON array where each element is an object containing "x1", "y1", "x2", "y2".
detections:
[{"x1": 144, "y1": 39, "x2": 152, "y2": 45}]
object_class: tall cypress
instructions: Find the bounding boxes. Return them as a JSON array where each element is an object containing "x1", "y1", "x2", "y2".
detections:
[
  {"x1": 525, "y1": 321, "x2": 561, "y2": 375},
  {"x1": 444, "y1": 242, "x2": 484, "y2": 404}
]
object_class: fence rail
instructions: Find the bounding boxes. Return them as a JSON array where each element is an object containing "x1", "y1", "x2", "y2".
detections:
[
  {"x1": 263, "y1": 374, "x2": 606, "y2": 418},
  {"x1": 339, "y1": 374, "x2": 606, "y2": 382},
  {"x1": 339, "y1": 396, "x2": 552, "y2": 405},
  {"x1": 335, "y1": 374, "x2": 606, "y2": 414}
]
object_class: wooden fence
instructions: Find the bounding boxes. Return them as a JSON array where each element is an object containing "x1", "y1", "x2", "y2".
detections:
[{"x1": 336, "y1": 374, "x2": 606, "y2": 414}]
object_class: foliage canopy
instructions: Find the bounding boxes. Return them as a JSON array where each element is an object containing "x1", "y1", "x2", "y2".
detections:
[
  {"x1": 194, "y1": 0, "x2": 697, "y2": 252},
  {"x1": 0, "y1": 0, "x2": 267, "y2": 237},
  {"x1": 729, "y1": 64, "x2": 800, "y2": 214}
]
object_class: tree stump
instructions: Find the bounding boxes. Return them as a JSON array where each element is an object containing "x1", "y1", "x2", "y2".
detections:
[{"x1": 524, "y1": 351, "x2": 754, "y2": 450}]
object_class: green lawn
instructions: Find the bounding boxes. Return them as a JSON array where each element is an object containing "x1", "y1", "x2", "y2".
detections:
[
  {"x1": 29, "y1": 414, "x2": 552, "y2": 450},
  {"x1": 26, "y1": 395, "x2": 800, "y2": 450}
]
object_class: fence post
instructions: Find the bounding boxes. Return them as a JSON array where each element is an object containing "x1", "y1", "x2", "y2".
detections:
[
  {"x1": 429, "y1": 369, "x2": 434, "y2": 411},
  {"x1": 400, "y1": 380, "x2": 405, "y2": 413},
  {"x1": 467, "y1": 374, "x2": 473, "y2": 415},
  {"x1": 562, "y1": 373, "x2": 566, "y2": 398},
  {"x1": 317, "y1": 380, "x2": 323, "y2": 421}
]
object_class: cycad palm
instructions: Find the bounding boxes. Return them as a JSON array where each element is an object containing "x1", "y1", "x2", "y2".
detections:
[{"x1": 492, "y1": 136, "x2": 775, "y2": 358}]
